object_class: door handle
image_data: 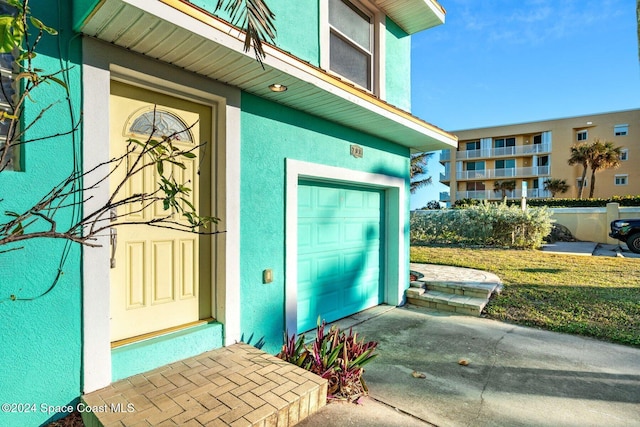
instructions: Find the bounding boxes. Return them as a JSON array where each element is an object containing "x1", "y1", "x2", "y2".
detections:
[{"x1": 110, "y1": 227, "x2": 117, "y2": 269}]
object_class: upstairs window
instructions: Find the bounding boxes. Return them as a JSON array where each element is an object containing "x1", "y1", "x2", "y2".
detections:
[
  {"x1": 620, "y1": 148, "x2": 628, "y2": 161},
  {"x1": 328, "y1": 0, "x2": 374, "y2": 90},
  {"x1": 537, "y1": 155, "x2": 549, "y2": 166},
  {"x1": 466, "y1": 161, "x2": 485, "y2": 171},
  {"x1": 614, "y1": 124, "x2": 628, "y2": 136},
  {"x1": 533, "y1": 134, "x2": 542, "y2": 144},
  {"x1": 494, "y1": 137, "x2": 515, "y2": 148},
  {"x1": 576, "y1": 129, "x2": 588, "y2": 141},
  {"x1": 466, "y1": 141, "x2": 480, "y2": 151},
  {"x1": 615, "y1": 175, "x2": 628, "y2": 186},
  {"x1": 495, "y1": 159, "x2": 515, "y2": 169},
  {"x1": 467, "y1": 182, "x2": 485, "y2": 191}
]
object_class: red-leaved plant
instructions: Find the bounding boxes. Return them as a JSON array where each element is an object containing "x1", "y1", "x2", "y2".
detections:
[{"x1": 277, "y1": 321, "x2": 378, "y2": 402}]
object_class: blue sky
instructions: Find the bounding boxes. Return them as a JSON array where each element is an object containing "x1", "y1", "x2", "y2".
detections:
[{"x1": 409, "y1": 0, "x2": 640, "y2": 209}]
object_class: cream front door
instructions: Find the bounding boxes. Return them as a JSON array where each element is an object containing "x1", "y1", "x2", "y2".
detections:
[{"x1": 109, "y1": 81, "x2": 213, "y2": 342}]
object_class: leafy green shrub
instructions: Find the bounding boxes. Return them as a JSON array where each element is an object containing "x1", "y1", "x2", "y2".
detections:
[
  {"x1": 411, "y1": 203, "x2": 552, "y2": 249},
  {"x1": 277, "y1": 322, "x2": 378, "y2": 402}
]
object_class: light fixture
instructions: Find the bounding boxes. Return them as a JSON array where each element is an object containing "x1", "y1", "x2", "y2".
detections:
[
  {"x1": 587, "y1": 121, "x2": 592, "y2": 125},
  {"x1": 268, "y1": 84, "x2": 288, "y2": 92}
]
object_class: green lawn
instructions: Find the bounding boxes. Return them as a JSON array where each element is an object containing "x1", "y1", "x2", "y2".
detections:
[{"x1": 410, "y1": 246, "x2": 640, "y2": 347}]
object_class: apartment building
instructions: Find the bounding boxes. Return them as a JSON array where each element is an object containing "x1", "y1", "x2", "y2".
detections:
[{"x1": 439, "y1": 109, "x2": 640, "y2": 205}]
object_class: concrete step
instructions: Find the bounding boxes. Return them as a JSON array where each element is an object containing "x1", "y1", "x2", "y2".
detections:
[
  {"x1": 406, "y1": 279, "x2": 502, "y2": 317},
  {"x1": 425, "y1": 280, "x2": 501, "y2": 299}
]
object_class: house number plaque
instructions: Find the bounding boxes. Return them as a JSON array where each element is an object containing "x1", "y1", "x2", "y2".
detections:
[{"x1": 350, "y1": 144, "x2": 363, "y2": 158}]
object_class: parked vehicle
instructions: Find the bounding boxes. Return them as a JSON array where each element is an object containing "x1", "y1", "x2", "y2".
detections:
[{"x1": 609, "y1": 219, "x2": 640, "y2": 254}]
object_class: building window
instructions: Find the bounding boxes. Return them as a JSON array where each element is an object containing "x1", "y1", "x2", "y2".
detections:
[
  {"x1": 495, "y1": 159, "x2": 515, "y2": 169},
  {"x1": 0, "y1": 0, "x2": 17, "y2": 171},
  {"x1": 620, "y1": 148, "x2": 628, "y2": 161},
  {"x1": 328, "y1": 0, "x2": 374, "y2": 90},
  {"x1": 467, "y1": 182, "x2": 485, "y2": 191},
  {"x1": 466, "y1": 140, "x2": 480, "y2": 151},
  {"x1": 576, "y1": 130, "x2": 588, "y2": 141},
  {"x1": 466, "y1": 161, "x2": 485, "y2": 171},
  {"x1": 614, "y1": 124, "x2": 628, "y2": 136},
  {"x1": 615, "y1": 175, "x2": 628, "y2": 186},
  {"x1": 576, "y1": 177, "x2": 587, "y2": 188},
  {"x1": 494, "y1": 137, "x2": 515, "y2": 148},
  {"x1": 533, "y1": 134, "x2": 542, "y2": 144},
  {"x1": 537, "y1": 156, "x2": 549, "y2": 166}
]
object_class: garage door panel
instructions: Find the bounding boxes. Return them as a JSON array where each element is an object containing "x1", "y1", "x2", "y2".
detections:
[
  {"x1": 298, "y1": 223, "x2": 312, "y2": 249},
  {"x1": 316, "y1": 222, "x2": 341, "y2": 246},
  {"x1": 317, "y1": 255, "x2": 342, "y2": 280},
  {"x1": 297, "y1": 181, "x2": 384, "y2": 333}
]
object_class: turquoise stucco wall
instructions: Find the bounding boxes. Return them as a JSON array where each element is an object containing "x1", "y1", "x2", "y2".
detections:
[
  {"x1": 239, "y1": 93, "x2": 410, "y2": 354},
  {"x1": 385, "y1": 17, "x2": 411, "y2": 111},
  {"x1": 0, "y1": 1, "x2": 83, "y2": 426},
  {"x1": 188, "y1": 0, "x2": 320, "y2": 65}
]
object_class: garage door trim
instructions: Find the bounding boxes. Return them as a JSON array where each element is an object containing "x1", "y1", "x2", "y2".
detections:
[{"x1": 285, "y1": 159, "x2": 407, "y2": 335}]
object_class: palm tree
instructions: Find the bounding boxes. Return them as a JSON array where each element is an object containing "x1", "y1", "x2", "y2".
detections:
[
  {"x1": 567, "y1": 142, "x2": 591, "y2": 199},
  {"x1": 218, "y1": 0, "x2": 276, "y2": 64},
  {"x1": 493, "y1": 180, "x2": 516, "y2": 199},
  {"x1": 586, "y1": 139, "x2": 622, "y2": 198},
  {"x1": 410, "y1": 152, "x2": 433, "y2": 193},
  {"x1": 543, "y1": 178, "x2": 569, "y2": 198}
]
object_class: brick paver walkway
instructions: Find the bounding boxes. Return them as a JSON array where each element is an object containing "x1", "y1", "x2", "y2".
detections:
[{"x1": 82, "y1": 343, "x2": 327, "y2": 426}]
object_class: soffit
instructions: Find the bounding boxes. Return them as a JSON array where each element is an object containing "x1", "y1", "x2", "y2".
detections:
[
  {"x1": 80, "y1": 0, "x2": 456, "y2": 152},
  {"x1": 374, "y1": 0, "x2": 446, "y2": 34}
]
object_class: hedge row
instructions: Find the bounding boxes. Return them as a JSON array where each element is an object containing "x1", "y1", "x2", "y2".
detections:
[
  {"x1": 522, "y1": 195, "x2": 640, "y2": 208},
  {"x1": 453, "y1": 195, "x2": 640, "y2": 208},
  {"x1": 410, "y1": 203, "x2": 553, "y2": 249}
]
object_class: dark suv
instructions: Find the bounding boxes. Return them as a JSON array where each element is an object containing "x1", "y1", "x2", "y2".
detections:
[{"x1": 609, "y1": 219, "x2": 640, "y2": 254}]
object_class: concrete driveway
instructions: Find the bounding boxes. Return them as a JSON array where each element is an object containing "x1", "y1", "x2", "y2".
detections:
[{"x1": 298, "y1": 305, "x2": 640, "y2": 427}]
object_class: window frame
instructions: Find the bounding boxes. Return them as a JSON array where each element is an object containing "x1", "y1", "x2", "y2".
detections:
[
  {"x1": 493, "y1": 137, "x2": 515, "y2": 148},
  {"x1": 614, "y1": 174, "x2": 628, "y2": 186},
  {"x1": 321, "y1": 0, "x2": 384, "y2": 96},
  {"x1": 620, "y1": 148, "x2": 628, "y2": 161},
  {"x1": 576, "y1": 129, "x2": 588, "y2": 141},
  {"x1": 495, "y1": 158, "x2": 515, "y2": 169},
  {"x1": 467, "y1": 181, "x2": 485, "y2": 191},
  {"x1": 614, "y1": 124, "x2": 628, "y2": 136},
  {"x1": 466, "y1": 160, "x2": 485, "y2": 171},
  {"x1": 466, "y1": 140, "x2": 480, "y2": 151},
  {"x1": 576, "y1": 177, "x2": 587, "y2": 188}
]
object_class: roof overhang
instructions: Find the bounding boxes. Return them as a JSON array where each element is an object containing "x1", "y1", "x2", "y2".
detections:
[
  {"x1": 79, "y1": 0, "x2": 456, "y2": 153},
  {"x1": 374, "y1": 0, "x2": 446, "y2": 34}
]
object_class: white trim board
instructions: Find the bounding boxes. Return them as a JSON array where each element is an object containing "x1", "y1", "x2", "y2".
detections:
[
  {"x1": 81, "y1": 38, "x2": 242, "y2": 393},
  {"x1": 284, "y1": 159, "x2": 407, "y2": 334}
]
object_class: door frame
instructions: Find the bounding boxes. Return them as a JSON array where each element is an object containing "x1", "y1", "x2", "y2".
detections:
[
  {"x1": 81, "y1": 38, "x2": 242, "y2": 393},
  {"x1": 284, "y1": 159, "x2": 408, "y2": 335}
]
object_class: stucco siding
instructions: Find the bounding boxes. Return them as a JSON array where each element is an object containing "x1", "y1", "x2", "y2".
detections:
[
  {"x1": 188, "y1": 0, "x2": 320, "y2": 66},
  {"x1": 385, "y1": 17, "x2": 411, "y2": 111},
  {"x1": 0, "y1": 1, "x2": 83, "y2": 426},
  {"x1": 239, "y1": 92, "x2": 410, "y2": 353}
]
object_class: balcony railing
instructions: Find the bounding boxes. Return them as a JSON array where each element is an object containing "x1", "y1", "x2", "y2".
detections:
[
  {"x1": 456, "y1": 166, "x2": 550, "y2": 180},
  {"x1": 440, "y1": 171, "x2": 450, "y2": 181},
  {"x1": 455, "y1": 143, "x2": 551, "y2": 160},
  {"x1": 439, "y1": 191, "x2": 450, "y2": 201},
  {"x1": 455, "y1": 188, "x2": 552, "y2": 200},
  {"x1": 440, "y1": 150, "x2": 451, "y2": 161}
]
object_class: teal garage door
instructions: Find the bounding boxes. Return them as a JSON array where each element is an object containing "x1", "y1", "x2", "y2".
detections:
[{"x1": 297, "y1": 180, "x2": 384, "y2": 333}]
